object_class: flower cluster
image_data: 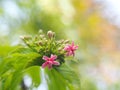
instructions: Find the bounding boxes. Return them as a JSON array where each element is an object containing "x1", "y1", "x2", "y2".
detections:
[{"x1": 21, "y1": 30, "x2": 78, "y2": 69}]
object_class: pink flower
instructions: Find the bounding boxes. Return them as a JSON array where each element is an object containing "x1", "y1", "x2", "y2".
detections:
[
  {"x1": 64, "y1": 41, "x2": 78, "y2": 56},
  {"x1": 42, "y1": 54, "x2": 60, "y2": 69}
]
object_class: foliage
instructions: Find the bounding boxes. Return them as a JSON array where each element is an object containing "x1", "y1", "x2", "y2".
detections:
[
  {"x1": 0, "y1": 0, "x2": 120, "y2": 90},
  {"x1": 0, "y1": 30, "x2": 80, "y2": 90}
]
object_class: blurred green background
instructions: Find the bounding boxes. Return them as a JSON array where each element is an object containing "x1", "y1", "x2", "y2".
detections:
[{"x1": 0, "y1": 0, "x2": 120, "y2": 90}]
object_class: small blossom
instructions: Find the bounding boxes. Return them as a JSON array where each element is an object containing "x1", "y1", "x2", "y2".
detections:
[
  {"x1": 42, "y1": 54, "x2": 60, "y2": 69},
  {"x1": 64, "y1": 41, "x2": 78, "y2": 56}
]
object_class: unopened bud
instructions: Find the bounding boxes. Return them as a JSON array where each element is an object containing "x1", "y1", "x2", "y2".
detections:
[
  {"x1": 40, "y1": 35, "x2": 45, "y2": 38},
  {"x1": 58, "y1": 47, "x2": 63, "y2": 51},
  {"x1": 47, "y1": 31, "x2": 54, "y2": 38},
  {"x1": 20, "y1": 36, "x2": 24, "y2": 40},
  {"x1": 60, "y1": 39, "x2": 64, "y2": 44},
  {"x1": 35, "y1": 35, "x2": 39, "y2": 40},
  {"x1": 43, "y1": 38, "x2": 47, "y2": 41},
  {"x1": 39, "y1": 29, "x2": 43, "y2": 34},
  {"x1": 45, "y1": 40, "x2": 48, "y2": 42},
  {"x1": 64, "y1": 40, "x2": 70, "y2": 43},
  {"x1": 38, "y1": 41, "x2": 43, "y2": 45},
  {"x1": 56, "y1": 40, "x2": 64, "y2": 44},
  {"x1": 20, "y1": 36, "x2": 31, "y2": 40},
  {"x1": 52, "y1": 32, "x2": 55, "y2": 37}
]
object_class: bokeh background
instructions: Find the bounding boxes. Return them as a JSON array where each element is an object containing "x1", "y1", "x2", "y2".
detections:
[{"x1": 0, "y1": 0, "x2": 120, "y2": 90}]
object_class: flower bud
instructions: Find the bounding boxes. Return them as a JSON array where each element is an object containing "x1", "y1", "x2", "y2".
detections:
[
  {"x1": 39, "y1": 29, "x2": 43, "y2": 34},
  {"x1": 47, "y1": 31, "x2": 54, "y2": 39},
  {"x1": 59, "y1": 39, "x2": 64, "y2": 44},
  {"x1": 40, "y1": 35, "x2": 45, "y2": 38},
  {"x1": 64, "y1": 40, "x2": 70, "y2": 43},
  {"x1": 20, "y1": 36, "x2": 31, "y2": 40},
  {"x1": 45, "y1": 40, "x2": 48, "y2": 42},
  {"x1": 38, "y1": 41, "x2": 43, "y2": 45},
  {"x1": 35, "y1": 35, "x2": 38, "y2": 40},
  {"x1": 52, "y1": 32, "x2": 55, "y2": 37},
  {"x1": 43, "y1": 38, "x2": 47, "y2": 41},
  {"x1": 58, "y1": 47, "x2": 63, "y2": 51},
  {"x1": 20, "y1": 36, "x2": 24, "y2": 40}
]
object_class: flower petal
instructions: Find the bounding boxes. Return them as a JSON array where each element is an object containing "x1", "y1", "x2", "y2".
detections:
[
  {"x1": 71, "y1": 41, "x2": 74, "y2": 47},
  {"x1": 53, "y1": 61, "x2": 60, "y2": 65},
  {"x1": 66, "y1": 50, "x2": 73, "y2": 56},
  {"x1": 69, "y1": 51, "x2": 73, "y2": 56},
  {"x1": 64, "y1": 45, "x2": 70, "y2": 51},
  {"x1": 42, "y1": 56, "x2": 49, "y2": 61},
  {"x1": 48, "y1": 63, "x2": 52, "y2": 69},
  {"x1": 73, "y1": 45, "x2": 78, "y2": 50},
  {"x1": 42, "y1": 62, "x2": 48, "y2": 68},
  {"x1": 50, "y1": 54, "x2": 57, "y2": 60}
]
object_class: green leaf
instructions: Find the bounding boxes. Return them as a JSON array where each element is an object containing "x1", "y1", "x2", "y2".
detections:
[
  {"x1": 9, "y1": 47, "x2": 37, "y2": 54},
  {"x1": 56, "y1": 64, "x2": 81, "y2": 90},
  {"x1": 45, "y1": 65, "x2": 81, "y2": 90},
  {"x1": 0, "y1": 47, "x2": 41, "y2": 90},
  {"x1": 45, "y1": 68, "x2": 67, "y2": 90},
  {"x1": 23, "y1": 66, "x2": 41, "y2": 87}
]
